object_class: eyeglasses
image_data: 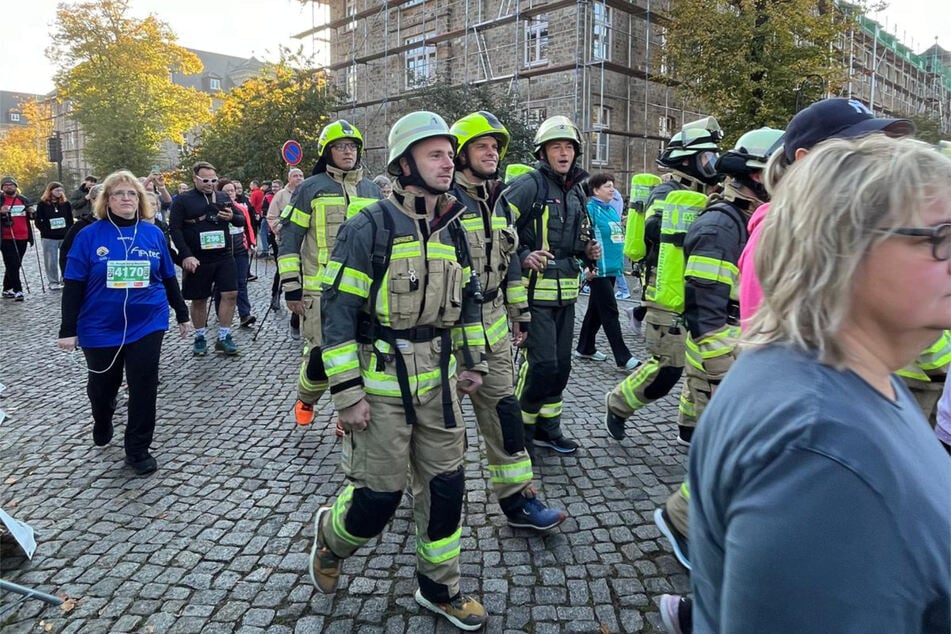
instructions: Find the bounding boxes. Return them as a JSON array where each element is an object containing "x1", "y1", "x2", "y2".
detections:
[
  {"x1": 882, "y1": 223, "x2": 951, "y2": 262},
  {"x1": 331, "y1": 142, "x2": 358, "y2": 152},
  {"x1": 198, "y1": 178, "x2": 219, "y2": 184},
  {"x1": 109, "y1": 190, "x2": 139, "y2": 199}
]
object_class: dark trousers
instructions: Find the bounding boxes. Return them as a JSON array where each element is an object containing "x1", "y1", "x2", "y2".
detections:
[
  {"x1": 270, "y1": 240, "x2": 299, "y2": 328},
  {"x1": 1, "y1": 238, "x2": 28, "y2": 292},
  {"x1": 577, "y1": 276, "x2": 633, "y2": 366},
  {"x1": 215, "y1": 250, "x2": 251, "y2": 320},
  {"x1": 82, "y1": 330, "x2": 165, "y2": 460},
  {"x1": 518, "y1": 303, "x2": 574, "y2": 439}
]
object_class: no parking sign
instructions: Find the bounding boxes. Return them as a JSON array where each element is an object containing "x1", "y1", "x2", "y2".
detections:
[{"x1": 281, "y1": 140, "x2": 303, "y2": 166}]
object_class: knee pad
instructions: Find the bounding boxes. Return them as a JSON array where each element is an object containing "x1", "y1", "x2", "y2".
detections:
[
  {"x1": 644, "y1": 365, "x2": 684, "y2": 400},
  {"x1": 305, "y1": 346, "x2": 327, "y2": 382},
  {"x1": 344, "y1": 488, "x2": 402, "y2": 539},
  {"x1": 426, "y1": 466, "x2": 464, "y2": 540},
  {"x1": 496, "y1": 395, "x2": 525, "y2": 455}
]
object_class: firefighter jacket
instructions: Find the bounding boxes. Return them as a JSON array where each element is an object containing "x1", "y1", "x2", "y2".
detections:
[
  {"x1": 450, "y1": 172, "x2": 529, "y2": 351},
  {"x1": 501, "y1": 161, "x2": 591, "y2": 307},
  {"x1": 319, "y1": 184, "x2": 488, "y2": 414},
  {"x1": 898, "y1": 330, "x2": 951, "y2": 383},
  {"x1": 682, "y1": 195, "x2": 753, "y2": 380},
  {"x1": 277, "y1": 165, "x2": 380, "y2": 298}
]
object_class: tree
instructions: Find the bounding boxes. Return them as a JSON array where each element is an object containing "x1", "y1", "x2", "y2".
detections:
[
  {"x1": 185, "y1": 49, "x2": 338, "y2": 182},
  {"x1": 47, "y1": 0, "x2": 211, "y2": 176},
  {"x1": 662, "y1": 0, "x2": 844, "y2": 141},
  {"x1": 0, "y1": 101, "x2": 58, "y2": 197},
  {"x1": 401, "y1": 82, "x2": 537, "y2": 169},
  {"x1": 905, "y1": 113, "x2": 942, "y2": 145}
]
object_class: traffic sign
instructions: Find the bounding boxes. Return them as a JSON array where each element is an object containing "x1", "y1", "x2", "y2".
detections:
[{"x1": 282, "y1": 140, "x2": 303, "y2": 166}]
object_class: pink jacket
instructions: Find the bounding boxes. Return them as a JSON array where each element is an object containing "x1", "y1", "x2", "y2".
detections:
[{"x1": 738, "y1": 202, "x2": 770, "y2": 328}]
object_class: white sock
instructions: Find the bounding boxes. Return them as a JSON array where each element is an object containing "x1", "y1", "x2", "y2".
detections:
[
  {"x1": 195, "y1": 327, "x2": 206, "y2": 338},
  {"x1": 219, "y1": 327, "x2": 231, "y2": 340}
]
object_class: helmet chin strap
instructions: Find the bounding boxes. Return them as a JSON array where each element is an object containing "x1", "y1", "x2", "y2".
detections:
[{"x1": 398, "y1": 153, "x2": 450, "y2": 196}]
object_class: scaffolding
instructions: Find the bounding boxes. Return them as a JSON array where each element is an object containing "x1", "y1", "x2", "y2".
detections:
[{"x1": 292, "y1": 0, "x2": 711, "y2": 180}]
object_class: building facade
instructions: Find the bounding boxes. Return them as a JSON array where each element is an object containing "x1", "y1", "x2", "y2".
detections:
[
  {"x1": 296, "y1": 0, "x2": 950, "y2": 184},
  {"x1": 295, "y1": 0, "x2": 703, "y2": 181}
]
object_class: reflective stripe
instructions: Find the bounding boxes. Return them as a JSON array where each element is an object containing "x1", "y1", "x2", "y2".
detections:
[
  {"x1": 302, "y1": 274, "x2": 322, "y2": 292},
  {"x1": 428, "y1": 242, "x2": 456, "y2": 261},
  {"x1": 678, "y1": 389, "x2": 696, "y2": 418},
  {"x1": 313, "y1": 198, "x2": 347, "y2": 266},
  {"x1": 416, "y1": 527, "x2": 462, "y2": 564},
  {"x1": 538, "y1": 401, "x2": 562, "y2": 419},
  {"x1": 461, "y1": 217, "x2": 483, "y2": 232},
  {"x1": 331, "y1": 486, "x2": 366, "y2": 547},
  {"x1": 491, "y1": 216, "x2": 507, "y2": 230},
  {"x1": 289, "y1": 207, "x2": 310, "y2": 228},
  {"x1": 685, "y1": 328, "x2": 739, "y2": 371},
  {"x1": 521, "y1": 411, "x2": 538, "y2": 425},
  {"x1": 488, "y1": 458, "x2": 533, "y2": 485},
  {"x1": 392, "y1": 242, "x2": 423, "y2": 259},
  {"x1": 679, "y1": 481, "x2": 690, "y2": 501},
  {"x1": 505, "y1": 284, "x2": 528, "y2": 305},
  {"x1": 896, "y1": 367, "x2": 930, "y2": 381},
  {"x1": 361, "y1": 357, "x2": 458, "y2": 398},
  {"x1": 323, "y1": 342, "x2": 359, "y2": 377},
  {"x1": 278, "y1": 255, "x2": 300, "y2": 275},
  {"x1": 620, "y1": 364, "x2": 652, "y2": 410},
  {"x1": 485, "y1": 312, "x2": 509, "y2": 347},
  {"x1": 685, "y1": 255, "x2": 739, "y2": 292},
  {"x1": 320, "y1": 261, "x2": 343, "y2": 287},
  {"x1": 338, "y1": 267, "x2": 371, "y2": 298},
  {"x1": 299, "y1": 361, "x2": 328, "y2": 392},
  {"x1": 917, "y1": 331, "x2": 951, "y2": 370}
]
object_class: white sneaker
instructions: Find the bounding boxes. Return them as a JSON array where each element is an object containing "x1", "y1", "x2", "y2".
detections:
[
  {"x1": 573, "y1": 349, "x2": 607, "y2": 361},
  {"x1": 616, "y1": 357, "x2": 639, "y2": 374}
]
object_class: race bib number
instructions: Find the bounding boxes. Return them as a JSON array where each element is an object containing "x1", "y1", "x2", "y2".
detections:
[
  {"x1": 229, "y1": 225, "x2": 244, "y2": 235},
  {"x1": 10, "y1": 205, "x2": 25, "y2": 217},
  {"x1": 106, "y1": 260, "x2": 150, "y2": 289},
  {"x1": 609, "y1": 221, "x2": 625, "y2": 244},
  {"x1": 50, "y1": 217, "x2": 67, "y2": 230},
  {"x1": 200, "y1": 230, "x2": 226, "y2": 250}
]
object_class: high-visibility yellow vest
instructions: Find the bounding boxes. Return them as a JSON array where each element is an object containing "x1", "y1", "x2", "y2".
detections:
[
  {"x1": 646, "y1": 190, "x2": 707, "y2": 313},
  {"x1": 624, "y1": 173, "x2": 662, "y2": 261}
]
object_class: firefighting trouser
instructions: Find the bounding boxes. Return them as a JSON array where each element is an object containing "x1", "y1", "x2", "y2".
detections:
[
  {"x1": 320, "y1": 345, "x2": 467, "y2": 604},
  {"x1": 516, "y1": 303, "x2": 575, "y2": 442},
  {"x1": 298, "y1": 292, "x2": 329, "y2": 404},
  {"x1": 678, "y1": 359, "x2": 717, "y2": 430},
  {"x1": 902, "y1": 375, "x2": 946, "y2": 427},
  {"x1": 607, "y1": 307, "x2": 685, "y2": 419},
  {"x1": 466, "y1": 330, "x2": 534, "y2": 506}
]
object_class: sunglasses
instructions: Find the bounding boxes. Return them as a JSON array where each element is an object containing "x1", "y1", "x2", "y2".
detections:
[{"x1": 198, "y1": 178, "x2": 219, "y2": 184}]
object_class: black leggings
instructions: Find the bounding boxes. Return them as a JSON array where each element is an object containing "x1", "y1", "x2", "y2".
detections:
[
  {"x1": 577, "y1": 276, "x2": 632, "y2": 366},
  {"x1": 1, "y1": 238, "x2": 28, "y2": 292},
  {"x1": 82, "y1": 329, "x2": 165, "y2": 459}
]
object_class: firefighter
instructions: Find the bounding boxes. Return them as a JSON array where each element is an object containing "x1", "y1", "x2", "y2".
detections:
[
  {"x1": 603, "y1": 118, "x2": 723, "y2": 445},
  {"x1": 501, "y1": 115, "x2": 601, "y2": 454},
  {"x1": 277, "y1": 120, "x2": 381, "y2": 427},
  {"x1": 449, "y1": 111, "x2": 567, "y2": 531},
  {"x1": 638, "y1": 127, "x2": 785, "y2": 572},
  {"x1": 307, "y1": 111, "x2": 488, "y2": 631}
]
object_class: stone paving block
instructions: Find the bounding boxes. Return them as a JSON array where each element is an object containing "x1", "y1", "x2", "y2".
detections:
[{"x1": 2, "y1": 275, "x2": 688, "y2": 631}]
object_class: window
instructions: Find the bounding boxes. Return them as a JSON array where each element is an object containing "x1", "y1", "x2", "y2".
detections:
[
  {"x1": 592, "y1": 3, "x2": 612, "y2": 61},
  {"x1": 658, "y1": 115, "x2": 675, "y2": 138},
  {"x1": 658, "y1": 29, "x2": 668, "y2": 76},
  {"x1": 524, "y1": 15, "x2": 549, "y2": 67},
  {"x1": 9, "y1": 112, "x2": 20, "y2": 122},
  {"x1": 209, "y1": 77, "x2": 221, "y2": 91},
  {"x1": 523, "y1": 106, "x2": 547, "y2": 128},
  {"x1": 345, "y1": 0, "x2": 356, "y2": 31},
  {"x1": 592, "y1": 105, "x2": 610, "y2": 165},
  {"x1": 340, "y1": 66, "x2": 357, "y2": 101},
  {"x1": 405, "y1": 36, "x2": 436, "y2": 89}
]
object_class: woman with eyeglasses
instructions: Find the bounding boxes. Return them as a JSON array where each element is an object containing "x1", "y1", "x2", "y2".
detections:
[
  {"x1": 685, "y1": 135, "x2": 951, "y2": 633},
  {"x1": 57, "y1": 170, "x2": 190, "y2": 476}
]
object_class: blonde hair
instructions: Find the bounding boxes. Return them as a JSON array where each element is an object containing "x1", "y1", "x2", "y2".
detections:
[
  {"x1": 93, "y1": 170, "x2": 150, "y2": 220},
  {"x1": 744, "y1": 135, "x2": 951, "y2": 366}
]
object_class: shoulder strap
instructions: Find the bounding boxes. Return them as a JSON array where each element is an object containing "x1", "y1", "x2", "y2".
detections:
[{"x1": 512, "y1": 169, "x2": 550, "y2": 235}]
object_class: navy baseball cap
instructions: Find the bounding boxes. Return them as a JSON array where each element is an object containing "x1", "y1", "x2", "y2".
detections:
[{"x1": 783, "y1": 98, "x2": 915, "y2": 162}]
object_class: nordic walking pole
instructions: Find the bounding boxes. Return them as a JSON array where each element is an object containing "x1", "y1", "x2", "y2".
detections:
[
  {"x1": 252, "y1": 288, "x2": 281, "y2": 342},
  {"x1": 31, "y1": 232, "x2": 46, "y2": 294}
]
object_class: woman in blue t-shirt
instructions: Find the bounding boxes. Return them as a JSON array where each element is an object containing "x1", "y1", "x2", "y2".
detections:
[
  {"x1": 57, "y1": 170, "x2": 190, "y2": 476},
  {"x1": 574, "y1": 173, "x2": 636, "y2": 373}
]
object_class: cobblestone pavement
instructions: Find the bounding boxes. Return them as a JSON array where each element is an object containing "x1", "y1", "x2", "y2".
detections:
[{"x1": 1, "y1": 249, "x2": 689, "y2": 633}]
